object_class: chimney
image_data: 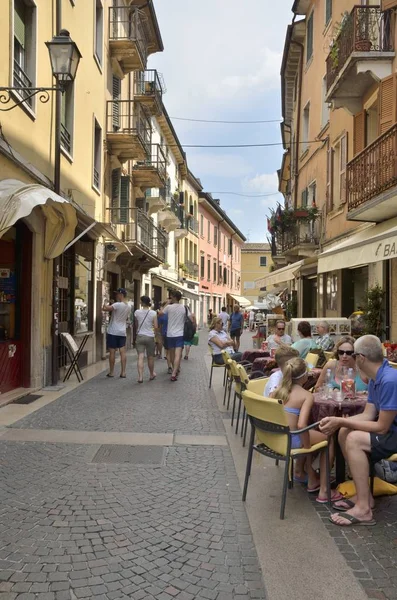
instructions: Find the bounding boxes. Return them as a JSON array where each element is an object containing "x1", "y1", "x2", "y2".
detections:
[{"x1": 214, "y1": 198, "x2": 220, "y2": 205}]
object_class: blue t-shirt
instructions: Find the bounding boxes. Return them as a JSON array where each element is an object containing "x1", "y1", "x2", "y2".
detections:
[
  {"x1": 368, "y1": 360, "x2": 397, "y2": 432},
  {"x1": 157, "y1": 313, "x2": 168, "y2": 336},
  {"x1": 230, "y1": 312, "x2": 243, "y2": 331}
]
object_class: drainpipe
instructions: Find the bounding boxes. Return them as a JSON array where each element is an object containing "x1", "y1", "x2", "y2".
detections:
[
  {"x1": 217, "y1": 217, "x2": 225, "y2": 309},
  {"x1": 291, "y1": 14, "x2": 304, "y2": 210}
]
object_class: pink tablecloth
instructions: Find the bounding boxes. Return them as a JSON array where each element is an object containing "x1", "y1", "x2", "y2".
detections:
[
  {"x1": 242, "y1": 349, "x2": 270, "y2": 363},
  {"x1": 311, "y1": 393, "x2": 367, "y2": 422}
]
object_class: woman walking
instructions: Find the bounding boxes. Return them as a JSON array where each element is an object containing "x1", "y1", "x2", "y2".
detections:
[{"x1": 134, "y1": 296, "x2": 158, "y2": 383}]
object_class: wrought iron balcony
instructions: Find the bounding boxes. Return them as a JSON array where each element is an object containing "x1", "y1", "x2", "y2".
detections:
[
  {"x1": 13, "y1": 60, "x2": 33, "y2": 107},
  {"x1": 347, "y1": 123, "x2": 397, "y2": 222},
  {"x1": 106, "y1": 207, "x2": 167, "y2": 263},
  {"x1": 184, "y1": 260, "x2": 199, "y2": 278},
  {"x1": 108, "y1": 6, "x2": 148, "y2": 74},
  {"x1": 326, "y1": 6, "x2": 394, "y2": 112},
  {"x1": 133, "y1": 144, "x2": 167, "y2": 189},
  {"x1": 187, "y1": 216, "x2": 199, "y2": 235},
  {"x1": 134, "y1": 70, "x2": 165, "y2": 115},
  {"x1": 270, "y1": 215, "x2": 320, "y2": 259},
  {"x1": 106, "y1": 100, "x2": 151, "y2": 161}
]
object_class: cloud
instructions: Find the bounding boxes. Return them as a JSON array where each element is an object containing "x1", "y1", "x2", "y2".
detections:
[{"x1": 244, "y1": 172, "x2": 279, "y2": 193}]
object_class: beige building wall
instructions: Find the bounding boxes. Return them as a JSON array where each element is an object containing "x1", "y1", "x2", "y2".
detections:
[{"x1": 241, "y1": 244, "x2": 273, "y2": 304}]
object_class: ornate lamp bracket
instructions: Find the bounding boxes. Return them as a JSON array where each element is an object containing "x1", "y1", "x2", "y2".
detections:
[{"x1": 0, "y1": 87, "x2": 62, "y2": 112}]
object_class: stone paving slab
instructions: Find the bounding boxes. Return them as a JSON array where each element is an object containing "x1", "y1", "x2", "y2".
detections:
[{"x1": 0, "y1": 429, "x2": 174, "y2": 446}]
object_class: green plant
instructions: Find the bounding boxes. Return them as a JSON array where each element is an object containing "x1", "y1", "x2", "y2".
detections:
[
  {"x1": 330, "y1": 42, "x2": 339, "y2": 69},
  {"x1": 360, "y1": 284, "x2": 385, "y2": 337},
  {"x1": 329, "y1": 11, "x2": 350, "y2": 69},
  {"x1": 285, "y1": 292, "x2": 298, "y2": 320}
]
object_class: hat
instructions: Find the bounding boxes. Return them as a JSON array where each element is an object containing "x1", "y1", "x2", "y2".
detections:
[{"x1": 115, "y1": 288, "x2": 127, "y2": 296}]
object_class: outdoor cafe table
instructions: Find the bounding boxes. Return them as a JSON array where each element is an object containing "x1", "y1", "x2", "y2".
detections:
[
  {"x1": 312, "y1": 392, "x2": 368, "y2": 483},
  {"x1": 242, "y1": 349, "x2": 270, "y2": 363}
]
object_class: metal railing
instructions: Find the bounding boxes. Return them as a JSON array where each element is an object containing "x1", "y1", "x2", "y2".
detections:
[
  {"x1": 108, "y1": 6, "x2": 148, "y2": 66},
  {"x1": 282, "y1": 219, "x2": 321, "y2": 252},
  {"x1": 185, "y1": 260, "x2": 199, "y2": 278},
  {"x1": 61, "y1": 123, "x2": 72, "y2": 154},
  {"x1": 347, "y1": 123, "x2": 397, "y2": 211},
  {"x1": 187, "y1": 216, "x2": 199, "y2": 234},
  {"x1": 134, "y1": 69, "x2": 164, "y2": 102},
  {"x1": 326, "y1": 6, "x2": 393, "y2": 91},
  {"x1": 164, "y1": 194, "x2": 186, "y2": 227},
  {"x1": 106, "y1": 100, "x2": 151, "y2": 155},
  {"x1": 106, "y1": 207, "x2": 167, "y2": 262},
  {"x1": 133, "y1": 144, "x2": 167, "y2": 183},
  {"x1": 13, "y1": 60, "x2": 33, "y2": 107}
]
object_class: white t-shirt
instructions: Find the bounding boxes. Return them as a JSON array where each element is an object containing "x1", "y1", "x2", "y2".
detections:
[
  {"x1": 107, "y1": 302, "x2": 130, "y2": 336},
  {"x1": 249, "y1": 311, "x2": 255, "y2": 321},
  {"x1": 218, "y1": 311, "x2": 229, "y2": 330},
  {"x1": 208, "y1": 329, "x2": 234, "y2": 356},
  {"x1": 264, "y1": 369, "x2": 283, "y2": 397},
  {"x1": 135, "y1": 309, "x2": 157, "y2": 337},
  {"x1": 164, "y1": 303, "x2": 190, "y2": 337}
]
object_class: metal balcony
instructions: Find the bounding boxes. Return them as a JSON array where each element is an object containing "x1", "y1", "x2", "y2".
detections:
[
  {"x1": 106, "y1": 100, "x2": 151, "y2": 162},
  {"x1": 326, "y1": 6, "x2": 394, "y2": 113},
  {"x1": 347, "y1": 123, "x2": 397, "y2": 222},
  {"x1": 134, "y1": 70, "x2": 165, "y2": 116},
  {"x1": 146, "y1": 187, "x2": 167, "y2": 215},
  {"x1": 133, "y1": 144, "x2": 167, "y2": 189},
  {"x1": 187, "y1": 216, "x2": 199, "y2": 235},
  {"x1": 108, "y1": 6, "x2": 148, "y2": 74},
  {"x1": 184, "y1": 260, "x2": 199, "y2": 278}
]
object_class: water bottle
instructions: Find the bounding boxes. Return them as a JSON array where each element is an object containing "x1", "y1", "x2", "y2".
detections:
[{"x1": 325, "y1": 368, "x2": 333, "y2": 399}]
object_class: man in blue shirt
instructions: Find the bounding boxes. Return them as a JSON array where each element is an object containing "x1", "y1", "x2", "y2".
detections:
[
  {"x1": 320, "y1": 335, "x2": 397, "y2": 527},
  {"x1": 228, "y1": 305, "x2": 244, "y2": 351}
]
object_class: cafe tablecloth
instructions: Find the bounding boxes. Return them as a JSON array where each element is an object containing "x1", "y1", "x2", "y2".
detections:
[
  {"x1": 242, "y1": 349, "x2": 270, "y2": 363},
  {"x1": 312, "y1": 393, "x2": 367, "y2": 422}
]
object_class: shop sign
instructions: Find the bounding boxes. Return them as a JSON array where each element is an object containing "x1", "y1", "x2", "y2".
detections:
[{"x1": 375, "y1": 238, "x2": 397, "y2": 259}]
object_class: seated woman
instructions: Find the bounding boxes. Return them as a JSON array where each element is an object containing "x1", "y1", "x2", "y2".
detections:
[
  {"x1": 208, "y1": 317, "x2": 243, "y2": 365},
  {"x1": 315, "y1": 336, "x2": 368, "y2": 392},
  {"x1": 272, "y1": 357, "x2": 343, "y2": 504},
  {"x1": 291, "y1": 321, "x2": 319, "y2": 359}
]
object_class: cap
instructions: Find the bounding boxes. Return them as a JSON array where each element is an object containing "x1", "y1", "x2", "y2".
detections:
[{"x1": 115, "y1": 288, "x2": 127, "y2": 296}]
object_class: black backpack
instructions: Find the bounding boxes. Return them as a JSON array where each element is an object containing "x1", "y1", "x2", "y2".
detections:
[{"x1": 183, "y1": 306, "x2": 196, "y2": 341}]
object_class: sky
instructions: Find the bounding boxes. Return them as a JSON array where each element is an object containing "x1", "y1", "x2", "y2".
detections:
[{"x1": 149, "y1": 0, "x2": 293, "y2": 242}]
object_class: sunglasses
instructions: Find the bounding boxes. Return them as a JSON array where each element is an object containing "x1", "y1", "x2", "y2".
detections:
[
  {"x1": 277, "y1": 327, "x2": 285, "y2": 331},
  {"x1": 337, "y1": 349, "x2": 354, "y2": 357}
]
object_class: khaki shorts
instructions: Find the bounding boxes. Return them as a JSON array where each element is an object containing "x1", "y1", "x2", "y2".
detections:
[{"x1": 135, "y1": 334, "x2": 155, "y2": 357}]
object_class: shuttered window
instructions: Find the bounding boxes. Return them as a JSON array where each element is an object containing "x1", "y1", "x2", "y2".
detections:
[
  {"x1": 112, "y1": 76, "x2": 121, "y2": 130},
  {"x1": 306, "y1": 12, "x2": 314, "y2": 62},
  {"x1": 119, "y1": 176, "x2": 130, "y2": 224},
  {"x1": 339, "y1": 133, "x2": 348, "y2": 204},
  {"x1": 301, "y1": 188, "x2": 308, "y2": 207},
  {"x1": 326, "y1": 143, "x2": 334, "y2": 213},
  {"x1": 325, "y1": 0, "x2": 332, "y2": 25},
  {"x1": 14, "y1": 0, "x2": 26, "y2": 47},
  {"x1": 353, "y1": 111, "x2": 366, "y2": 155},
  {"x1": 111, "y1": 168, "x2": 121, "y2": 222},
  {"x1": 379, "y1": 74, "x2": 397, "y2": 135}
]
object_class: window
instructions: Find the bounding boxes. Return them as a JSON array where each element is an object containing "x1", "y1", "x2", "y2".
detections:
[
  {"x1": 94, "y1": 0, "x2": 103, "y2": 65},
  {"x1": 306, "y1": 12, "x2": 313, "y2": 62},
  {"x1": 200, "y1": 255, "x2": 205, "y2": 278},
  {"x1": 302, "y1": 102, "x2": 310, "y2": 153},
  {"x1": 207, "y1": 258, "x2": 211, "y2": 281},
  {"x1": 325, "y1": 0, "x2": 332, "y2": 25},
  {"x1": 61, "y1": 83, "x2": 74, "y2": 156},
  {"x1": 74, "y1": 240, "x2": 94, "y2": 334},
  {"x1": 213, "y1": 261, "x2": 217, "y2": 282},
  {"x1": 219, "y1": 265, "x2": 222, "y2": 282},
  {"x1": 331, "y1": 134, "x2": 347, "y2": 208},
  {"x1": 223, "y1": 268, "x2": 227, "y2": 284},
  {"x1": 13, "y1": 0, "x2": 36, "y2": 108},
  {"x1": 93, "y1": 119, "x2": 102, "y2": 190},
  {"x1": 308, "y1": 181, "x2": 316, "y2": 206},
  {"x1": 200, "y1": 214, "x2": 204, "y2": 236},
  {"x1": 259, "y1": 256, "x2": 267, "y2": 267},
  {"x1": 228, "y1": 239, "x2": 233, "y2": 256},
  {"x1": 112, "y1": 75, "x2": 121, "y2": 131},
  {"x1": 207, "y1": 220, "x2": 211, "y2": 242},
  {"x1": 214, "y1": 226, "x2": 218, "y2": 246},
  {"x1": 321, "y1": 76, "x2": 330, "y2": 130},
  {"x1": 326, "y1": 141, "x2": 334, "y2": 212}
]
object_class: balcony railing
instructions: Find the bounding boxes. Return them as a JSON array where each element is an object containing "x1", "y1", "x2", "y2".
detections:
[
  {"x1": 187, "y1": 216, "x2": 199, "y2": 234},
  {"x1": 61, "y1": 123, "x2": 72, "y2": 154},
  {"x1": 107, "y1": 207, "x2": 167, "y2": 262},
  {"x1": 109, "y1": 6, "x2": 148, "y2": 66},
  {"x1": 106, "y1": 100, "x2": 151, "y2": 155},
  {"x1": 326, "y1": 6, "x2": 393, "y2": 92},
  {"x1": 13, "y1": 60, "x2": 33, "y2": 107},
  {"x1": 185, "y1": 260, "x2": 199, "y2": 278},
  {"x1": 347, "y1": 123, "x2": 397, "y2": 212},
  {"x1": 134, "y1": 70, "x2": 164, "y2": 102},
  {"x1": 133, "y1": 144, "x2": 167, "y2": 183},
  {"x1": 282, "y1": 221, "x2": 320, "y2": 252}
]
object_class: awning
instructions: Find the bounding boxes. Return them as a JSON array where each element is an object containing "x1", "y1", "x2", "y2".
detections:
[
  {"x1": 256, "y1": 260, "x2": 304, "y2": 288},
  {"x1": 318, "y1": 217, "x2": 397, "y2": 274},
  {"x1": 0, "y1": 179, "x2": 78, "y2": 259},
  {"x1": 152, "y1": 273, "x2": 199, "y2": 299},
  {"x1": 227, "y1": 294, "x2": 251, "y2": 307}
]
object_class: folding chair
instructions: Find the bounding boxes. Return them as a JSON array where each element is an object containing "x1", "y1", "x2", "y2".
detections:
[
  {"x1": 60, "y1": 332, "x2": 89, "y2": 382},
  {"x1": 242, "y1": 390, "x2": 331, "y2": 519}
]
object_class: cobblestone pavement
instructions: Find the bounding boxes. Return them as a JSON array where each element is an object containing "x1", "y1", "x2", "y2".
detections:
[{"x1": 0, "y1": 337, "x2": 267, "y2": 599}]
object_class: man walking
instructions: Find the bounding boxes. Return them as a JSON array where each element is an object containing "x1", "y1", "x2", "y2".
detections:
[
  {"x1": 320, "y1": 335, "x2": 397, "y2": 527},
  {"x1": 218, "y1": 306, "x2": 229, "y2": 331},
  {"x1": 161, "y1": 290, "x2": 193, "y2": 381},
  {"x1": 103, "y1": 288, "x2": 130, "y2": 378},
  {"x1": 249, "y1": 309, "x2": 255, "y2": 332},
  {"x1": 229, "y1": 305, "x2": 244, "y2": 351}
]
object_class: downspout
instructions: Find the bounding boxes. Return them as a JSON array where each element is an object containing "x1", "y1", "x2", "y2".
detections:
[
  {"x1": 291, "y1": 14, "x2": 304, "y2": 210},
  {"x1": 217, "y1": 217, "x2": 225, "y2": 308}
]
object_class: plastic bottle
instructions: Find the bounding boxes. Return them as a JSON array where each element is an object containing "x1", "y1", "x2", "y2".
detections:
[{"x1": 325, "y1": 368, "x2": 333, "y2": 399}]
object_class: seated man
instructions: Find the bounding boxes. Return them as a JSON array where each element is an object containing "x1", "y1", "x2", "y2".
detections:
[
  {"x1": 316, "y1": 320, "x2": 335, "y2": 351},
  {"x1": 266, "y1": 320, "x2": 292, "y2": 351},
  {"x1": 319, "y1": 334, "x2": 397, "y2": 527}
]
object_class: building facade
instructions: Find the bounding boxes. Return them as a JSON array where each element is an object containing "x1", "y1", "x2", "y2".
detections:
[
  {"x1": 241, "y1": 243, "x2": 273, "y2": 305},
  {"x1": 198, "y1": 193, "x2": 247, "y2": 328}
]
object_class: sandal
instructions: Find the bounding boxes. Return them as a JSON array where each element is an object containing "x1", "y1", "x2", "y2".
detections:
[
  {"x1": 106, "y1": 374, "x2": 114, "y2": 378},
  {"x1": 316, "y1": 491, "x2": 344, "y2": 504},
  {"x1": 329, "y1": 513, "x2": 376, "y2": 527},
  {"x1": 149, "y1": 374, "x2": 156, "y2": 381},
  {"x1": 137, "y1": 379, "x2": 143, "y2": 384},
  {"x1": 332, "y1": 498, "x2": 355, "y2": 512},
  {"x1": 170, "y1": 376, "x2": 178, "y2": 382}
]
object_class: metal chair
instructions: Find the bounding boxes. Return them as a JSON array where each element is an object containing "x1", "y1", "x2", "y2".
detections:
[
  {"x1": 306, "y1": 352, "x2": 320, "y2": 369},
  {"x1": 242, "y1": 390, "x2": 331, "y2": 520},
  {"x1": 235, "y1": 363, "x2": 267, "y2": 444},
  {"x1": 208, "y1": 345, "x2": 227, "y2": 388}
]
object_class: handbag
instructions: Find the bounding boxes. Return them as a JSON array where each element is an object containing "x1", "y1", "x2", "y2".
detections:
[
  {"x1": 183, "y1": 306, "x2": 196, "y2": 342},
  {"x1": 191, "y1": 332, "x2": 199, "y2": 346}
]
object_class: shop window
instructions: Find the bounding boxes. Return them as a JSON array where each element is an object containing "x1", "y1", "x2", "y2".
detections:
[
  {"x1": 13, "y1": 0, "x2": 37, "y2": 109},
  {"x1": 74, "y1": 240, "x2": 94, "y2": 334},
  {"x1": 326, "y1": 273, "x2": 338, "y2": 311}
]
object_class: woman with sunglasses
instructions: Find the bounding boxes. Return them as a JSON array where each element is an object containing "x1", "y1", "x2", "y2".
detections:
[{"x1": 315, "y1": 336, "x2": 368, "y2": 392}]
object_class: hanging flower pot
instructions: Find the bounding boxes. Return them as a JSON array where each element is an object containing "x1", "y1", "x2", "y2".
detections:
[
  {"x1": 355, "y1": 39, "x2": 371, "y2": 52},
  {"x1": 294, "y1": 209, "x2": 309, "y2": 218}
]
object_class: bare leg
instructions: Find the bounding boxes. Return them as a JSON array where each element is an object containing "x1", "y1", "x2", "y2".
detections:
[
  {"x1": 168, "y1": 348, "x2": 175, "y2": 370},
  {"x1": 172, "y1": 347, "x2": 183, "y2": 378},
  {"x1": 307, "y1": 431, "x2": 336, "y2": 497},
  {"x1": 148, "y1": 356, "x2": 155, "y2": 378},
  {"x1": 108, "y1": 349, "x2": 116, "y2": 376},
  {"x1": 119, "y1": 346, "x2": 127, "y2": 377},
  {"x1": 137, "y1": 352, "x2": 144, "y2": 381},
  {"x1": 157, "y1": 339, "x2": 163, "y2": 359},
  {"x1": 184, "y1": 345, "x2": 190, "y2": 358}
]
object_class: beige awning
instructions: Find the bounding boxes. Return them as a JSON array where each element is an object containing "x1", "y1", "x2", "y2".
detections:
[
  {"x1": 255, "y1": 260, "x2": 304, "y2": 288},
  {"x1": 227, "y1": 294, "x2": 251, "y2": 307},
  {"x1": 318, "y1": 218, "x2": 397, "y2": 274}
]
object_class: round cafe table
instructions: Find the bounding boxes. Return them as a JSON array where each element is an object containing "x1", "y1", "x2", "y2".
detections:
[
  {"x1": 242, "y1": 349, "x2": 270, "y2": 363},
  {"x1": 312, "y1": 392, "x2": 368, "y2": 483}
]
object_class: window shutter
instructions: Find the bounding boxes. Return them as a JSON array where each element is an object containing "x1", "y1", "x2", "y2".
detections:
[
  {"x1": 111, "y1": 168, "x2": 121, "y2": 222},
  {"x1": 326, "y1": 145, "x2": 334, "y2": 213},
  {"x1": 306, "y1": 13, "x2": 313, "y2": 62},
  {"x1": 353, "y1": 112, "x2": 365, "y2": 155},
  {"x1": 119, "y1": 176, "x2": 130, "y2": 224},
  {"x1": 301, "y1": 188, "x2": 308, "y2": 207},
  {"x1": 112, "y1": 76, "x2": 121, "y2": 130},
  {"x1": 14, "y1": 0, "x2": 26, "y2": 48},
  {"x1": 381, "y1": 0, "x2": 397, "y2": 10},
  {"x1": 379, "y1": 74, "x2": 397, "y2": 135},
  {"x1": 325, "y1": 0, "x2": 332, "y2": 24},
  {"x1": 339, "y1": 133, "x2": 348, "y2": 204}
]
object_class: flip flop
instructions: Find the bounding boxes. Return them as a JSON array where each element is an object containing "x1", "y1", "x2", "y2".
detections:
[
  {"x1": 120, "y1": 375, "x2": 126, "y2": 378},
  {"x1": 170, "y1": 376, "x2": 178, "y2": 382},
  {"x1": 329, "y1": 513, "x2": 376, "y2": 527},
  {"x1": 332, "y1": 498, "x2": 355, "y2": 512},
  {"x1": 316, "y1": 492, "x2": 344, "y2": 504},
  {"x1": 106, "y1": 374, "x2": 114, "y2": 378},
  {"x1": 149, "y1": 375, "x2": 156, "y2": 381},
  {"x1": 307, "y1": 485, "x2": 321, "y2": 493},
  {"x1": 137, "y1": 379, "x2": 143, "y2": 384}
]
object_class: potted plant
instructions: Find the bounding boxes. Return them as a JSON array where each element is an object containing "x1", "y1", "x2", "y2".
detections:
[
  {"x1": 361, "y1": 284, "x2": 385, "y2": 337},
  {"x1": 162, "y1": 262, "x2": 170, "y2": 270}
]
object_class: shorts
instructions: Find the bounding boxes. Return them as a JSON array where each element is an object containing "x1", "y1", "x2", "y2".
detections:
[
  {"x1": 162, "y1": 335, "x2": 168, "y2": 350},
  {"x1": 230, "y1": 329, "x2": 241, "y2": 339},
  {"x1": 166, "y1": 336, "x2": 184, "y2": 349},
  {"x1": 135, "y1": 334, "x2": 155, "y2": 357},
  {"x1": 291, "y1": 434, "x2": 303, "y2": 449},
  {"x1": 107, "y1": 333, "x2": 126, "y2": 349},
  {"x1": 370, "y1": 431, "x2": 397, "y2": 463},
  {"x1": 184, "y1": 340, "x2": 193, "y2": 347}
]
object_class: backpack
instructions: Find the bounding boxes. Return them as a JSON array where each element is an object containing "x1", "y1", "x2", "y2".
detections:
[{"x1": 183, "y1": 306, "x2": 196, "y2": 342}]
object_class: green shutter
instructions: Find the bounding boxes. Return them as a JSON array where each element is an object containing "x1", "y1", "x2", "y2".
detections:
[
  {"x1": 111, "y1": 168, "x2": 121, "y2": 222},
  {"x1": 61, "y1": 93, "x2": 66, "y2": 127},
  {"x1": 325, "y1": 0, "x2": 332, "y2": 25},
  {"x1": 112, "y1": 76, "x2": 121, "y2": 130},
  {"x1": 14, "y1": 0, "x2": 26, "y2": 48},
  {"x1": 119, "y1": 176, "x2": 130, "y2": 224},
  {"x1": 301, "y1": 188, "x2": 308, "y2": 207},
  {"x1": 307, "y1": 13, "x2": 313, "y2": 62}
]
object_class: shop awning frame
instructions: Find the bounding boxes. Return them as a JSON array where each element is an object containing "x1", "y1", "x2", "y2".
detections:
[
  {"x1": 255, "y1": 260, "x2": 304, "y2": 288},
  {"x1": 227, "y1": 293, "x2": 251, "y2": 307}
]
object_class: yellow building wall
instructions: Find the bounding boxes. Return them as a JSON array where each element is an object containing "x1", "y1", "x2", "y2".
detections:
[{"x1": 241, "y1": 250, "x2": 273, "y2": 303}]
